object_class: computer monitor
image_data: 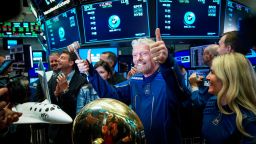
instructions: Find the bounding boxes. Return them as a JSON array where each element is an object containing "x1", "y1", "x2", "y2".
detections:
[
  {"x1": 2, "y1": 38, "x2": 22, "y2": 50},
  {"x1": 156, "y1": 0, "x2": 221, "y2": 39},
  {"x1": 190, "y1": 44, "x2": 210, "y2": 68},
  {"x1": 0, "y1": 22, "x2": 40, "y2": 37},
  {"x1": 78, "y1": 47, "x2": 118, "y2": 72},
  {"x1": 246, "y1": 49, "x2": 256, "y2": 65},
  {"x1": 7, "y1": 39, "x2": 18, "y2": 49},
  {"x1": 32, "y1": 51, "x2": 46, "y2": 62},
  {"x1": 45, "y1": 7, "x2": 81, "y2": 51},
  {"x1": 28, "y1": 62, "x2": 49, "y2": 78},
  {"x1": 174, "y1": 49, "x2": 190, "y2": 69},
  {"x1": 31, "y1": 0, "x2": 75, "y2": 16},
  {"x1": 11, "y1": 22, "x2": 40, "y2": 37},
  {"x1": 81, "y1": 0, "x2": 150, "y2": 43},
  {"x1": 223, "y1": 0, "x2": 251, "y2": 33}
]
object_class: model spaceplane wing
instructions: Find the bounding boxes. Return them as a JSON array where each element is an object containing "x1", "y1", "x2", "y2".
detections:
[{"x1": 12, "y1": 60, "x2": 73, "y2": 124}]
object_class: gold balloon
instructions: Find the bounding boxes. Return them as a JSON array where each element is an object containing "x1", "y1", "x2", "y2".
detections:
[{"x1": 72, "y1": 98, "x2": 146, "y2": 144}]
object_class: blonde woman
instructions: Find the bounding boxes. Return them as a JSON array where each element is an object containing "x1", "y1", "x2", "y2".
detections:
[{"x1": 203, "y1": 52, "x2": 256, "y2": 143}]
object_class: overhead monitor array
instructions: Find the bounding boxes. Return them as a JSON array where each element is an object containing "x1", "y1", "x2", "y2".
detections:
[{"x1": 30, "y1": 0, "x2": 252, "y2": 51}]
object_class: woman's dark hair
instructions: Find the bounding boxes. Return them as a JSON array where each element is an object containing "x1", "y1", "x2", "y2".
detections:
[{"x1": 94, "y1": 60, "x2": 112, "y2": 76}]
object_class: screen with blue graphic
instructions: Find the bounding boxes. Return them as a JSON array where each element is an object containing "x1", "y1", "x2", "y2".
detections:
[
  {"x1": 246, "y1": 49, "x2": 256, "y2": 65},
  {"x1": 174, "y1": 50, "x2": 190, "y2": 68},
  {"x1": 7, "y1": 40, "x2": 18, "y2": 49},
  {"x1": 29, "y1": 63, "x2": 49, "y2": 78},
  {"x1": 45, "y1": 8, "x2": 81, "y2": 51},
  {"x1": 32, "y1": 51, "x2": 46, "y2": 62},
  {"x1": 2, "y1": 38, "x2": 22, "y2": 50},
  {"x1": 81, "y1": 0, "x2": 150, "y2": 43},
  {"x1": 223, "y1": 0, "x2": 251, "y2": 33},
  {"x1": 33, "y1": 52, "x2": 42, "y2": 61},
  {"x1": 156, "y1": 0, "x2": 221, "y2": 38},
  {"x1": 79, "y1": 47, "x2": 118, "y2": 72},
  {"x1": 190, "y1": 44, "x2": 210, "y2": 68}
]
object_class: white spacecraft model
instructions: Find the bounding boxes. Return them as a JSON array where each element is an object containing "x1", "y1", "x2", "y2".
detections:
[
  {"x1": 12, "y1": 60, "x2": 73, "y2": 124},
  {"x1": 12, "y1": 99, "x2": 72, "y2": 124}
]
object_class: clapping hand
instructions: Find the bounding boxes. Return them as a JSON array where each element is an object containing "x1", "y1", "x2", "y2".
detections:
[{"x1": 54, "y1": 73, "x2": 69, "y2": 96}]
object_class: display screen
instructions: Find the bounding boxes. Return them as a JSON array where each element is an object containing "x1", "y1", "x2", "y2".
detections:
[
  {"x1": 2, "y1": 38, "x2": 22, "y2": 50},
  {"x1": 0, "y1": 22, "x2": 40, "y2": 37},
  {"x1": 174, "y1": 50, "x2": 190, "y2": 69},
  {"x1": 29, "y1": 62, "x2": 49, "y2": 78},
  {"x1": 0, "y1": 22, "x2": 11, "y2": 37},
  {"x1": 45, "y1": 8, "x2": 81, "y2": 51},
  {"x1": 246, "y1": 49, "x2": 256, "y2": 65},
  {"x1": 190, "y1": 44, "x2": 210, "y2": 68},
  {"x1": 31, "y1": 0, "x2": 74, "y2": 16},
  {"x1": 32, "y1": 51, "x2": 46, "y2": 62},
  {"x1": 223, "y1": 0, "x2": 251, "y2": 33},
  {"x1": 79, "y1": 47, "x2": 118, "y2": 72},
  {"x1": 7, "y1": 40, "x2": 18, "y2": 49},
  {"x1": 81, "y1": 0, "x2": 150, "y2": 43},
  {"x1": 156, "y1": 0, "x2": 221, "y2": 38}
]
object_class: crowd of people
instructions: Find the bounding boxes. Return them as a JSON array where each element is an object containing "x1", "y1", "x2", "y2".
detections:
[
  {"x1": 0, "y1": 14, "x2": 256, "y2": 144},
  {"x1": 75, "y1": 26, "x2": 256, "y2": 143}
]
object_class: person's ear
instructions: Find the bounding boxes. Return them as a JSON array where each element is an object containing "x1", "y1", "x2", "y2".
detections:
[
  {"x1": 227, "y1": 45, "x2": 233, "y2": 52},
  {"x1": 110, "y1": 61, "x2": 114, "y2": 68},
  {"x1": 69, "y1": 61, "x2": 74, "y2": 67}
]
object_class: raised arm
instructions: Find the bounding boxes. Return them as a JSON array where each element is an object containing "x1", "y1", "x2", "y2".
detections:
[
  {"x1": 151, "y1": 28, "x2": 191, "y2": 101},
  {"x1": 75, "y1": 50, "x2": 131, "y2": 105}
]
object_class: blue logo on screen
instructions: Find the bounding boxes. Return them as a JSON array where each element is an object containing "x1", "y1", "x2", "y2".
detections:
[
  {"x1": 108, "y1": 15, "x2": 121, "y2": 29},
  {"x1": 45, "y1": 0, "x2": 50, "y2": 5},
  {"x1": 184, "y1": 11, "x2": 196, "y2": 25},
  {"x1": 58, "y1": 27, "x2": 66, "y2": 41}
]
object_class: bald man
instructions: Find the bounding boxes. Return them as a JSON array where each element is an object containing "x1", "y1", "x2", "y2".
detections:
[{"x1": 203, "y1": 44, "x2": 219, "y2": 67}]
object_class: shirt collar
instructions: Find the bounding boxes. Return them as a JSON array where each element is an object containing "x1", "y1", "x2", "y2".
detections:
[{"x1": 66, "y1": 70, "x2": 75, "y2": 83}]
